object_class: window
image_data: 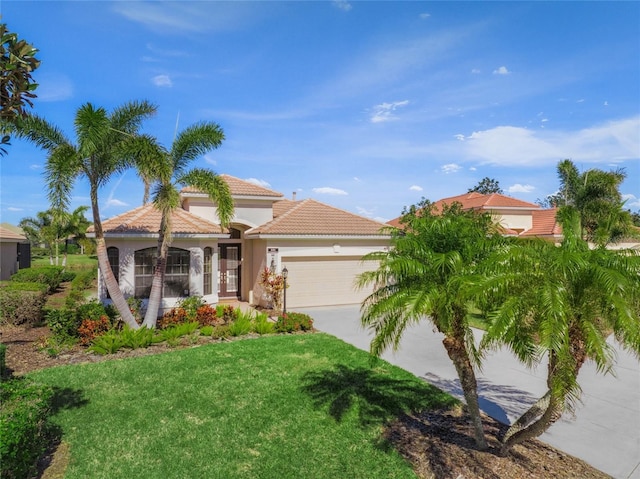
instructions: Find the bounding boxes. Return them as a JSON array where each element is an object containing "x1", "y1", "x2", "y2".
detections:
[
  {"x1": 134, "y1": 247, "x2": 190, "y2": 299},
  {"x1": 106, "y1": 247, "x2": 119, "y2": 298},
  {"x1": 203, "y1": 247, "x2": 212, "y2": 295}
]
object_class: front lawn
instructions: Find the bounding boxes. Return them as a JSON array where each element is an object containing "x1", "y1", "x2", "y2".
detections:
[{"x1": 29, "y1": 333, "x2": 456, "y2": 479}]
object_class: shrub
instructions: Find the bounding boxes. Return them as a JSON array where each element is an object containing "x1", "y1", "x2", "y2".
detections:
[
  {"x1": 253, "y1": 314, "x2": 274, "y2": 335},
  {"x1": 228, "y1": 317, "x2": 252, "y2": 337},
  {"x1": 195, "y1": 304, "x2": 224, "y2": 327},
  {"x1": 0, "y1": 377, "x2": 53, "y2": 479},
  {"x1": 127, "y1": 297, "x2": 144, "y2": 324},
  {"x1": 10, "y1": 266, "x2": 65, "y2": 293},
  {"x1": 0, "y1": 287, "x2": 47, "y2": 327},
  {"x1": 199, "y1": 325, "x2": 214, "y2": 337},
  {"x1": 46, "y1": 308, "x2": 81, "y2": 342},
  {"x1": 210, "y1": 325, "x2": 231, "y2": 339},
  {"x1": 159, "y1": 321, "x2": 199, "y2": 347},
  {"x1": 78, "y1": 316, "x2": 112, "y2": 346},
  {"x1": 158, "y1": 307, "x2": 188, "y2": 329},
  {"x1": 120, "y1": 326, "x2": 155, "y2": 350},
  {"x1": 274, "y1": 312, "x2": 314, "y2": 333},
  {"x1": 88, "y1": 330, "x2": 124, "y2": 355},
  {"x1": 216, "y1": 304, "x2": 236, "y2": 324},
  {"x1": 60, "y1": 270, "x2": 76, "y2": 283},
  {"x1": 178, "y1": 296, "x2": 205, "y2": 321}
]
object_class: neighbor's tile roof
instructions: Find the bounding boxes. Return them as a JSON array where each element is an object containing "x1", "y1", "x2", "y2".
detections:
[
  {"x1": 0, "y1": 226, "x2": 26, "y2": 241},
  {"x1": 520, "y1": 208, "x2": 563, "y2": 237},
  {"x1": 89, "y1": 204, "x2": 225, "y2": 235},
  {"x1": 387, "y1": 192, "x2": 541, "y2": 227},
  {"x1": 182, "y1": 174, "x2": 283, "y2": 198},
  {"x1": 246, "y1": 199, "x2": 388, "y2": 236}
]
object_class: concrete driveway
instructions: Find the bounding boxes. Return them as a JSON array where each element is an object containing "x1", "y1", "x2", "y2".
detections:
[{"x1": 299, "y1": 305, "x2": 640, "y2": 479}]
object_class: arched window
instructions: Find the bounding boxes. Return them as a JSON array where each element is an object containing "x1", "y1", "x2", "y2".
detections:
[
  {"x1": 106, "y1": 247, "x2": 119, "y2": 298},
  {"x1": 134, "y1": 247, "x2": 190, "y2": 298},
  {"x1": 203, "y1": 247, "x2": 212, "y2": 295}
]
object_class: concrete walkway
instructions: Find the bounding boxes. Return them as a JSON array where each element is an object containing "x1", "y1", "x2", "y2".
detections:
[{"x1": 299, "y1": 305, "x2": 640, "y2": 479}]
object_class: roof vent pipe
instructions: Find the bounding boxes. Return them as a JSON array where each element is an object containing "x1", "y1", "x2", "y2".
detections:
[{"x1": 292, "y1": 192, "x2": 297, "y2": 201}]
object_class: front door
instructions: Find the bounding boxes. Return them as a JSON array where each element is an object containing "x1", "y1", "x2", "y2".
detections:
[{"x1": 218, "y1": 244, "x2": 241, "y2": 298}]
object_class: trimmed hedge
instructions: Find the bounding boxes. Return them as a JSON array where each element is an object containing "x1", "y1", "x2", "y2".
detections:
[
  {"x1": 0, "y1": 377, "x2": 53, "y2": 479},
  {"x1": 10, "y1": 266, "x2": 65, "y2": 294},
  {"x1": 0, "y1": 287, "x2": 47, "y2": 327}
]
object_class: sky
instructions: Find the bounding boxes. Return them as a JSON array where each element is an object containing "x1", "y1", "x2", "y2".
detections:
[{"x1": 1, "y1": 1, "x2": 639, "y2": 226}]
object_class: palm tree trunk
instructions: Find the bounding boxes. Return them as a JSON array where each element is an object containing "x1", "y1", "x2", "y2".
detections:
[
  {"x1": 142, "y1": 217, "x2": 170, "y2": 328},
  {"x1": 442, "y1": 334, "x2": 488, "y2": 450},
  {"x1": 500, "y1": 391, "x2": 563, "y2": 455},
  {"x1": 90, "y1": 190, "x2": 139, "y2": 329}
]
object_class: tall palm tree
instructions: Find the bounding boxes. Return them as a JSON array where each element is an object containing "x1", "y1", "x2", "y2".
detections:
[
  {"x1": 138, "y1": 122, "x2": 234, "y2": 328},
  {"x1": 58, "y1": 205, "x2": 91, "y2": 266},
  {"x1": 13, "y1": 101, "x2": 157, "y2": 329},
  {"x1": 357, "y1": 201, "x2": 504, "y2": 450},
  {"x1": 477, "y1": 210, "x2": 640, "y2": 454}
]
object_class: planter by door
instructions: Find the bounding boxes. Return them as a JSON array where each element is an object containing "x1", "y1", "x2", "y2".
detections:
[{"x1": 218, "y1": 244, "x2": 241, "y2": 299}]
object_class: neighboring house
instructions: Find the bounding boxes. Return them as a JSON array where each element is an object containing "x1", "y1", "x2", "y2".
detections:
[
  {"x1": 0, "y1": 226, "x2": 30, "y2": 280},
  {"x1": 388, "y1": 192, "x2": 640, "y2": 248},
  {"x1": 91, "y1": 175, "x2": 391, "y2": 313},
  {"x1": 388, "y1": 192, "x2": 543, "y2": 235}
]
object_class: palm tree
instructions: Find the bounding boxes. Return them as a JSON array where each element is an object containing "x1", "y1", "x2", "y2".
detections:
[
  {"x1": 19, "y1": 209, "x2": 58, "y2": 264},
  {"x1": 13, "y1": 101, "x2": 157, "y2": 329},
  {"x1": 556, "y1": 159, "x2": 633, "y2": 245},
  {"x1": 137, "y1": 122, "x2": 234, "y2": 328},
  {"x1": 58, "y1": 205, "x2": 91, "y2": 266},
  {"x1": 477, "y1": 210, "x2": 640, "y2": 454},
  {"x1": 357, "y1": 201, "x2": 504, "y2": 450}
]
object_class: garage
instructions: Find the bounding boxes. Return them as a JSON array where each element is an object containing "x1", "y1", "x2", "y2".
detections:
[{"x1": 281, "y1": 256, "x2": 379, "y2": 308}]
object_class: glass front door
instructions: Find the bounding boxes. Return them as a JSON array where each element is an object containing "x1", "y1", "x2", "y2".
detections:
[{"x1": 218, "y1": 244, "x2": 241, "y2": 298}]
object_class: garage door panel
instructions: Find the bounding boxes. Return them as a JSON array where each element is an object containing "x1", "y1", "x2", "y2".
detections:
[{"x1": 282, "y1": 256, "x2": 377, "y2": 308}]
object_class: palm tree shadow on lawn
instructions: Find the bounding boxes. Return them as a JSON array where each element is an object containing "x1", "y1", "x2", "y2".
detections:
[{"x1": 300, "y1": 363, "x2": 457, "y2": 428}]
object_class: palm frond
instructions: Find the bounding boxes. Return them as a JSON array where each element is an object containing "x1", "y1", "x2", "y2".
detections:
[
  {"x1": 171, "y1": 122, "x2": 224, "y2": 174},
  {"x1": 179, "y1": 168, "x2": 233, "y2": 227}
]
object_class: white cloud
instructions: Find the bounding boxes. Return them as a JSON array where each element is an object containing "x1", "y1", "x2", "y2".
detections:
[
  {"x1": 245, "y1": 178, "x2": 271, "y2": 188},
  {"x1": 370, "y1": 100, "x2": 409, "y2": 123},
  {"x1": 577, "y1": 99, "x2": 585, "y2": 103},
  {"x1": 313, "y1": 187, "x2": 348, "y2": 195},
  {"x1": 461, "y1": 116, "x2": 640, "y2": 166},
  {"x1": 454, "y1": 134, "x2": 465, "y2": 141},
  {"x1": 493, "y1": 66, "x2": 511, "y2": 75},
  {"x1": 353, "y1": 177, "x2": 361, "y2": 182},
  {"x1": 203, "y1": 154, "x2": 217, "y2": 166},
  {"x1": 357, "y1": 206, "x2": 374, "y2": 217},
  {"x1": 332, "y1": 0, "x2": 352, "y2": 11},
  {"x1": 7, "y1": 207, "x2": 23, "y2": 212},
  {"x1": 604, "y1": 101, "x2": 609, "y2": 107},
  {"x1": 105, "y1": 198, "x2": 128, "y2": 208},
  {"x1": 623, "y1": 194, "x2": 640, "y2": 209},
  {"x1": 471, "y1": 68, "x2": 481, "y2": 74},
  {"x1": 469, "y1": 167, "x2": 477, "y2": 171},
  {"x1": 29, "y1": 164, "x2": 41, "y2": 170},
  {"x1": 441, "y1": 163, "x2": 462, "y2": 174},
  {"x1": 35, "y1": 73, "x2": 73, "y2": 102},
  {"x1": 152, "y1": 75, "x2": 173, "y2": 87},
  {"x1": 419, "y1": 13, "x2": 431, "y2": 19},
  {"x1": 409, "y1": 185, "x2": 423, "y2": 191},
  {"x1": 508, "y1": 184, "x2": 535, "y2": 193}
]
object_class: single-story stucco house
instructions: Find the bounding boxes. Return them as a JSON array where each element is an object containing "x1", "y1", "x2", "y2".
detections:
[
  {"x1": 91, "y1": 175, "x2": 391, "y2": 313},
  {"x1": 0, "y1": 225, "x2": 30, "y2": 281}
]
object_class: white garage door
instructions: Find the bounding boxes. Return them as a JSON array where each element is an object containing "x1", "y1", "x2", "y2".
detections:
[{"x1": 281, "y1": 256, "x2": 378, "y2": 308}]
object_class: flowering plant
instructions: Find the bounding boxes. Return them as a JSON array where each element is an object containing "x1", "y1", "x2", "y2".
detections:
[{"x1": 259, "y1": 267, "x2": 288, "y2": 312}]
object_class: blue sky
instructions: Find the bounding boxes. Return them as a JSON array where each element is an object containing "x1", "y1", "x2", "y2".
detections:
[{"x1": 1, "y1": 1, "x2": 639, "y2": 226}]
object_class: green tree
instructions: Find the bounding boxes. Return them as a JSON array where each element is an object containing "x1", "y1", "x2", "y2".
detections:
[
  {"x1": 467, "y1": 177, "x2": 503, "y2": 195},
  {"x1": 556, "y1": 159, "x2": 633, "y2": 245},
  {"x1": 13, "y1": 101, "x2": 157, "y2": 329},
  {"x1": 0, "y1": 23, "x2": 40, "y2": 155},
  {"x1": 137, "y1": 122, "x2": 233, "y2": 328},
  {"x1": 19, "y1": 206, "x2": 90, "y2": 265},
  {"x1": 357, "y1": 201, "x2": 504, "y2": 450},
  {"x1": 477, "y1": 210, "x2": 640, "y2": 454}
]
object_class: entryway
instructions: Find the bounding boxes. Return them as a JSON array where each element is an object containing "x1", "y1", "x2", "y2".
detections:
[{"x1": 218, "y1": 244, "x2": 241, "y2": 299}]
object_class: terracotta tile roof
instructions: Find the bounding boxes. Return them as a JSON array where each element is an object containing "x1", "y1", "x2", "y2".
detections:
[
  {"x1": 387, "y1": 192, "x2": 540, "y2": 227},
  {"x1": 246, "y1": 199, "x2": 388, "y2": 236},
  {"x1": 520, "y1": 208, "x2": 563, "y2": 237},
  {"x1": 0, "y1": 226, "x2": 27, "y2": 241},
  {"x1": 182, "y1": 174, "x2": 283, "y2": 198},
  {"x1": 89, "y1": 204, "x2": 225, "y2": 235},
  {"x1": 433, "y1": 192, "x2": 541, "y2": 211}
]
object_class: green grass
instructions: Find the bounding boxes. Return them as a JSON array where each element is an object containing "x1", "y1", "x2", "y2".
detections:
[
  {"x1": 32, "y1": 254, "x2": 98, "y2": 270},
  {"x1": 29, "y1": 333, "x2": 456, "y2": 479}
]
